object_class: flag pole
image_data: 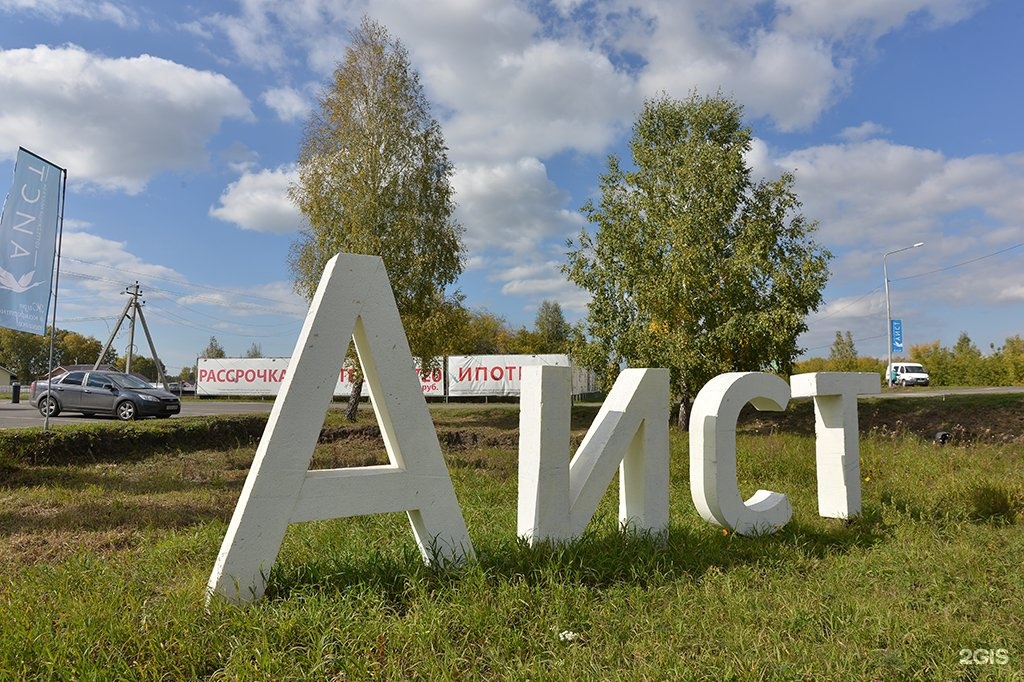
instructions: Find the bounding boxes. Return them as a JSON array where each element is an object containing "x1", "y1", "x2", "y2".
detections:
[{"x1": 42, "y1": 166, "x2": 67, "y2": 431}]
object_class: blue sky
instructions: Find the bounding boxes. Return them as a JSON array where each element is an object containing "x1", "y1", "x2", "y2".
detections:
[{"x1": 1, "y1": 0, "x2": 1021, "y2": 376}]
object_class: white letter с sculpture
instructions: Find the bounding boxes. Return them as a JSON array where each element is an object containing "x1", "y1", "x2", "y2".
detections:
[
  {"x1": 689, "y1": 372, "x2": 794, "y2": 535},
  {"x1": 207, "y1": 254, "x2": 472, "y2": 604}
]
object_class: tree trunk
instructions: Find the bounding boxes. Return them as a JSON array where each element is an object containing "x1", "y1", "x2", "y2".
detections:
[
  {"x1": 674, "y1": 388, "x2": 692, "y2": 431},
  {"x1": 346, "y1": 375, "x2": 363, "y2": 422}
]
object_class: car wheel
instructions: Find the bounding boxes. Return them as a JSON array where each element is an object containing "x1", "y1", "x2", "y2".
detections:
[
  {"x1": 38, "y1": 396, "x2": 60, "y2": 418},
  {"x1": 900, "y1": 379, "x2": 909, "y2": 387},
  {"x1": 116, "y1": 400, "x2": 137, "y2": 421}
]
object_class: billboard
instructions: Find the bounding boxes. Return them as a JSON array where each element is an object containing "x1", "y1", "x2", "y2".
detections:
[
  {"x1": 891, "y1": 319, "x2": 903, "y2": 353},
  {"x1": 446, "y1": 354, "x2": 570, "y2": 396},
  {"x1": 196, "y1": 355, "x2": 593, "y2": 398},
  {"x1": 196, "y1": 357, "x2": 442, "y2": 397}
]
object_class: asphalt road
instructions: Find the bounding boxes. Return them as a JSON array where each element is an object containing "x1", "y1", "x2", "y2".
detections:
[
  {"x1": 0, "y1": 398, "x2": 281, "y2": 429},
  {"x1": 2, "y1": 385, "x2": 1022, "y2": 429}
]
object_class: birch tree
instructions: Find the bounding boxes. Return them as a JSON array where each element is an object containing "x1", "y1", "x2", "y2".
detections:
[
  {"x1": 289, "y1": 17, "x2": 464, "y2": 420},
  {"x1": 565, "y1": 93, "x2": 831, "y2": 427}
]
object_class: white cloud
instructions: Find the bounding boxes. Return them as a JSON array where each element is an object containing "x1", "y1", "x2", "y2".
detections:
[
  {"x1": 453, "y1": 157, "x2": 584, "y2": 256},
  {"x1": 838, "y1": 121, "x2": 890, "y2": 142},
  {"x1": 778, "y1": 141, "x2": 1024, "y2": 253},
  {"x1": 197, "y1": 0, "x2": 985, "y2": 149},
  {"x1": 494, "y1": 261, "x2": 591, "y2": 318},
  {"x1": 260, "y1": 85, "x2": 313, "y2": 122},
  {"x1": 209, "y1": 165, "x2": 303, "y2": 234},
  {"x1": 0, "y1": 45, "x2": 252, "y2": 194},
  {"x1": 777, "y1": 138, "x2": 1024, "y2": 354},
  {"x1": 0, "y1": 0, "x2": 137, "y2": 27},
  {"x1": 175, "y1": 281, "x2": 306, "y2": 318},
  {"x1": 775, "y1": 0, "x2": 981, "y2": 39},
  {"x1": 58, "y1": 232, "x2": 186, "y2": 323}
]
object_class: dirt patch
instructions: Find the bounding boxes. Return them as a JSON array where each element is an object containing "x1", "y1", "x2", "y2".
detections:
[
  {"x1": 738, "y1": 394, "x2": 1024, "y2": 445},
  {"x1": 316, "y1": 395, "x2": 1024, "y2": 452}
]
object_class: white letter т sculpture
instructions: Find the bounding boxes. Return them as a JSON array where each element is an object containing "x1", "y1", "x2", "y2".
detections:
[{"x1": 206, "y1": 254, "x2": 473, "y2": 604}]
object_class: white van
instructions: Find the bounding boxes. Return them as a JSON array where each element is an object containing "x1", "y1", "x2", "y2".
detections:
[{"x1": 887, "y1": 362, "x2": 930, "y2": 387}]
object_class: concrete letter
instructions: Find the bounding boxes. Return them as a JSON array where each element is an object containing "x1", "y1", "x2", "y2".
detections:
[
  {"x1": 518, "y1": 365, "x2": 669, "y2": 543},
  {"x1": 790, "y1": 372, "x2": 880, "y2": 519},
  {"x1": 690, "y1": 372, "x2": 792, "y2": 535},
  {"x1": 207, "y1": 254, "x2": 473, "y2": 604}
]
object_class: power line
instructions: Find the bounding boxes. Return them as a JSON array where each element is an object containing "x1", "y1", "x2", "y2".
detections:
[
  {"x1": 818, "y1": 241, "x2": 1022, "y2": 320},
  {"x1": 892, "y1": 242, "x2": 1024, "y2": 282},
  {"x1": 62, "y1": 256, "x2": 302, "y2": 307}
]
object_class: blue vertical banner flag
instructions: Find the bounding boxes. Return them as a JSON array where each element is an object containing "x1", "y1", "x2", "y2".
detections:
[
  {"x1": 891, "y1": 319, "x2": 904, "y2": 353},
  {"x1": 0, "y1": 148, "x2": 64, "y2": 335}
]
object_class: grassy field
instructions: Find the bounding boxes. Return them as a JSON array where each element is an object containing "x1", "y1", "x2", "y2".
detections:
[{"x1": 1, "y1": 397, "x2": 1022, "y2": 680}]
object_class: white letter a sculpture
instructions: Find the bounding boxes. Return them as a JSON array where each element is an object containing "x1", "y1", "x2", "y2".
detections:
[{"x1": 207, "y1": 254, "x2": 473, "y2": 604}]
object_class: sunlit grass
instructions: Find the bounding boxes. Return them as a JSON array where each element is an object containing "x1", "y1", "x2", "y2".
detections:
[{"x1": 0, "y1": 407, "x2": 1021, "y2": 679}]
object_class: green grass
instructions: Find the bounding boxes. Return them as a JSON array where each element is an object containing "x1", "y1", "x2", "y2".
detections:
[{"x1": 1, "y1": 405, "x2": 1022, "y2": 679}]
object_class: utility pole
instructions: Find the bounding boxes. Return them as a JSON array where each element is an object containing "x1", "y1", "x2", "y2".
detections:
[
  {"x1": 94, "y1": 282, "x2": 169, "y2": 389},
  {"x1": 125, "y1": 282, "x2": 139, "y2": 375},
  {"x1": 883, "y1": 242, "x2": 924, "y2": 387}
]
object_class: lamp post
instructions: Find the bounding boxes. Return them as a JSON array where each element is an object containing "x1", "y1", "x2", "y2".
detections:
[{"x1": 884, "y1": 242, "x2": 924, "y2": 387}]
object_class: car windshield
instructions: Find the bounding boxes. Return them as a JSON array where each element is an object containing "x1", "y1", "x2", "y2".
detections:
[
  {"x1": 904, "y1": 364, "x2": 925, "y2": 373},
  {"x1": 100, "y1": 372, "x2": 155, "y2": 389}
]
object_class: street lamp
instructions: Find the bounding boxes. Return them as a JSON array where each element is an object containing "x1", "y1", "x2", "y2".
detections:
[{"x1": 884, "y1": 242, "x2": 924, "y2": 387}]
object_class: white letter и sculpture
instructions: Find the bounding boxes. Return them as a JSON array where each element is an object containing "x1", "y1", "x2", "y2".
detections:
[{"x1": 517, "y1": 365, "x2": 669, "y2": 544}]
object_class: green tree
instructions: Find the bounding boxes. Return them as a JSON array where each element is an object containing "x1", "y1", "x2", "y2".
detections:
[
  {"x1": 565, "y1": 93, "x2": 831, "y2": 427},
  {"x1": 56, "y1": 331, "x2": 103, "y2": 366},
  {"x1": 245, "y1": 342, "x2": 263, "y2": 358},
  {"x1": 201, "y1": 336, "x2": 226, "y2": 359},
  {"x1": 450, "y1": 309, "x2": 514, "y2": 355},
  {"x1": 998, "y1": 335, "x2": 1024, "y2": 384},
  {"x1": 828, "y1": 331, "x2": 858, "y2": 372},
  {"x1": 949, "y1": 332, "x2": 983, "y2": 385},
  {"x1": 909, "y1": 341, "x2": 953, "y2": 385},
  {"x1": 0, "y1": 327, "x2": 50, "y2": 381},
  {"x1": 0, "y1": 327, "x2": 113, "y2": 381},
  {"x1": 506, "y1": 327, "x2": 545, "y2": 355},
  {"x1": 288, "y1": 17, "x2": 463, "y2": 420},
  {"x1": 533, "y1": 300, "x2": 570, "y2": 353},
  {"x1": 114, "y1": 355, "x2": 165, "y2": 382}
]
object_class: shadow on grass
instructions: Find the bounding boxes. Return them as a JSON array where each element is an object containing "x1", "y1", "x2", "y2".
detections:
[{"x1": 265, "y1": 507, "x2": 889, "y2": 604}]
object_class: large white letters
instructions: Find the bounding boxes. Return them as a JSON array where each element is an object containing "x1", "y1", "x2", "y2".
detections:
[
  {"x1": 690, "y1": 372, "x2": 880, "y2": 535},
  {"x1": 209, "y1": 254, "x2": 881, "y2": 603},
  {"x1": 690, "y1": 372, "x2": 794, "y2": 535},
  {"x1": 791, "y1": 372, "x2": 880, "y2": 519},
  {"x1": 207, "y1": 254, "x2": 472, "y2": 604}
]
